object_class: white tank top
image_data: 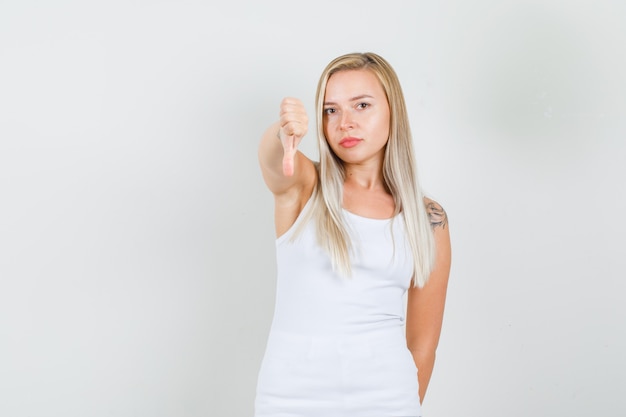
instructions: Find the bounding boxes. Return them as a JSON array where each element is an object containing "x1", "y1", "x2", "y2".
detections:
[{"x1": 269, "y1": 197, "x2": 414, "y2": 337}]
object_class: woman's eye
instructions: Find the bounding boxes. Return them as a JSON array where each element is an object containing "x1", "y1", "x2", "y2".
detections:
[
  {"x1": 324, "y1": 108, "x2": 336, "y2": 115},
  {"x1": 357, "y1": 102, "x2": 370, "y2": 109}
]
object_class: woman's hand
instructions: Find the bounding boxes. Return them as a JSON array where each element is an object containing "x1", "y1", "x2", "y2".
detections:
[{"x1": 278, "y1": 97, "x2": 308, "y2": 176}]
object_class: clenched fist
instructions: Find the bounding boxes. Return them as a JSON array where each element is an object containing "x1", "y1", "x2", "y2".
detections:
[{"x1": 278, "y1": 97, "x2": 308, "y2": 176}]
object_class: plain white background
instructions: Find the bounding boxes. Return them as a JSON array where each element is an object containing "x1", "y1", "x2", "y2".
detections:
[{"x1": 1, "y1": 1, "x2": 624, "y2": 416}]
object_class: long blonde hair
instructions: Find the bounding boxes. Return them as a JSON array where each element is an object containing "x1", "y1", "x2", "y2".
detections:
[{"x1": 303, "y1": 52, "x2": 435, "y2": 288}]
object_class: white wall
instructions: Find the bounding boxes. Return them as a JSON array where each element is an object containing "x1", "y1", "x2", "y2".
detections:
[{"x1": 1, "y1": 1, "x2": 624, "y2": 416}]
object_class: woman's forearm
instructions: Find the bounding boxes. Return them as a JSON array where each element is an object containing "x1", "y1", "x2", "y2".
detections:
[{"x1": 410, "y1": 349, "x2": 436, "y2": 403}]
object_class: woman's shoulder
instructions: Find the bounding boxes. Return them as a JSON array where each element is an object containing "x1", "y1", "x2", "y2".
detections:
[{"x1": 423, "y1": 197, "x2": 448, "y2": 230}]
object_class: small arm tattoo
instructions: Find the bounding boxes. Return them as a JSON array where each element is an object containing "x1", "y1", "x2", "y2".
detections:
[{"x1": 427, "y1": 201, "x2": 448, "y2": 229}]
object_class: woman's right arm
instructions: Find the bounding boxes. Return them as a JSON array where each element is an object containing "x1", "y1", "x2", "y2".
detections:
[{"x1": 258, "y1": 98, "x2": 317, "y2": 236}]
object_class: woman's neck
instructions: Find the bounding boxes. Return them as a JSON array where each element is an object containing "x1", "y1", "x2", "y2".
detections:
[{"x1": 343, "y1": 162, "x2": 385, "y2": 191}]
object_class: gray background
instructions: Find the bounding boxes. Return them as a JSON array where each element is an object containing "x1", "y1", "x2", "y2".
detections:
[{"x1": 1, "y1": 1, "x2": 625, "y2": 416}]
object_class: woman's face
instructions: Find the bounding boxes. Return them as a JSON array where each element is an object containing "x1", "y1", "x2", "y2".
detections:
[{"x1": 323, "y1": 69, "x2": 390, "y2": 167}]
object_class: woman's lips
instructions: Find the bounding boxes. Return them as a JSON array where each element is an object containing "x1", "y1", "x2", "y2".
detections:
[{"x1": 339, "y1": 137, "x2": 362, "y2": 148}]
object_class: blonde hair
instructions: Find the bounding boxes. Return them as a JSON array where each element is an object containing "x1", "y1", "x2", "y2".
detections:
[{"x1": 304, "y1": 52, "x2": 435, "y2": 288}]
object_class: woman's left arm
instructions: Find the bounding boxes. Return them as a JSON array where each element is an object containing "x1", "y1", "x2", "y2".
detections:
[{"x1": 406, "y1": 199, "x2": 452, "y2": 403}]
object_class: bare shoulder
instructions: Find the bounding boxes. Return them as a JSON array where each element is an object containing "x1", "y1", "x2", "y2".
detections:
[{"x1": 423, "y1": 197, "x2": 449, "y2": 230}]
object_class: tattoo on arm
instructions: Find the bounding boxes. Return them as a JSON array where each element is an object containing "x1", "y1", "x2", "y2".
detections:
[{"x1": 427, "y1": 201, "x2": 448, "y2": 229}]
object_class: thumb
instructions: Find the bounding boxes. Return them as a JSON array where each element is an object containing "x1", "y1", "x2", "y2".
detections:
[{"x1": 282, "y1": 135, "x2": 296, "y2": 177}]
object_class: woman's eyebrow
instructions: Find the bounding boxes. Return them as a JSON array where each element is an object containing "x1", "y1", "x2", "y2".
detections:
[
  {"x1": 350, "y1": 94, "x2": 375, "y2": 102},
  {"x1": 323, "y1": 94, "x2": 375, "y2": 106}
]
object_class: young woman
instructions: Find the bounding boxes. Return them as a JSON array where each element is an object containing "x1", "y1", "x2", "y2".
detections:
[{"x1": 255, "y1": 52, "x2": 451, "y2": 417}]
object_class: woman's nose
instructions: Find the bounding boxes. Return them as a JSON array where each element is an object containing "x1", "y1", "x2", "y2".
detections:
[{"x1": 340, "y1": 111, "x2": 354, "y2": 131}]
